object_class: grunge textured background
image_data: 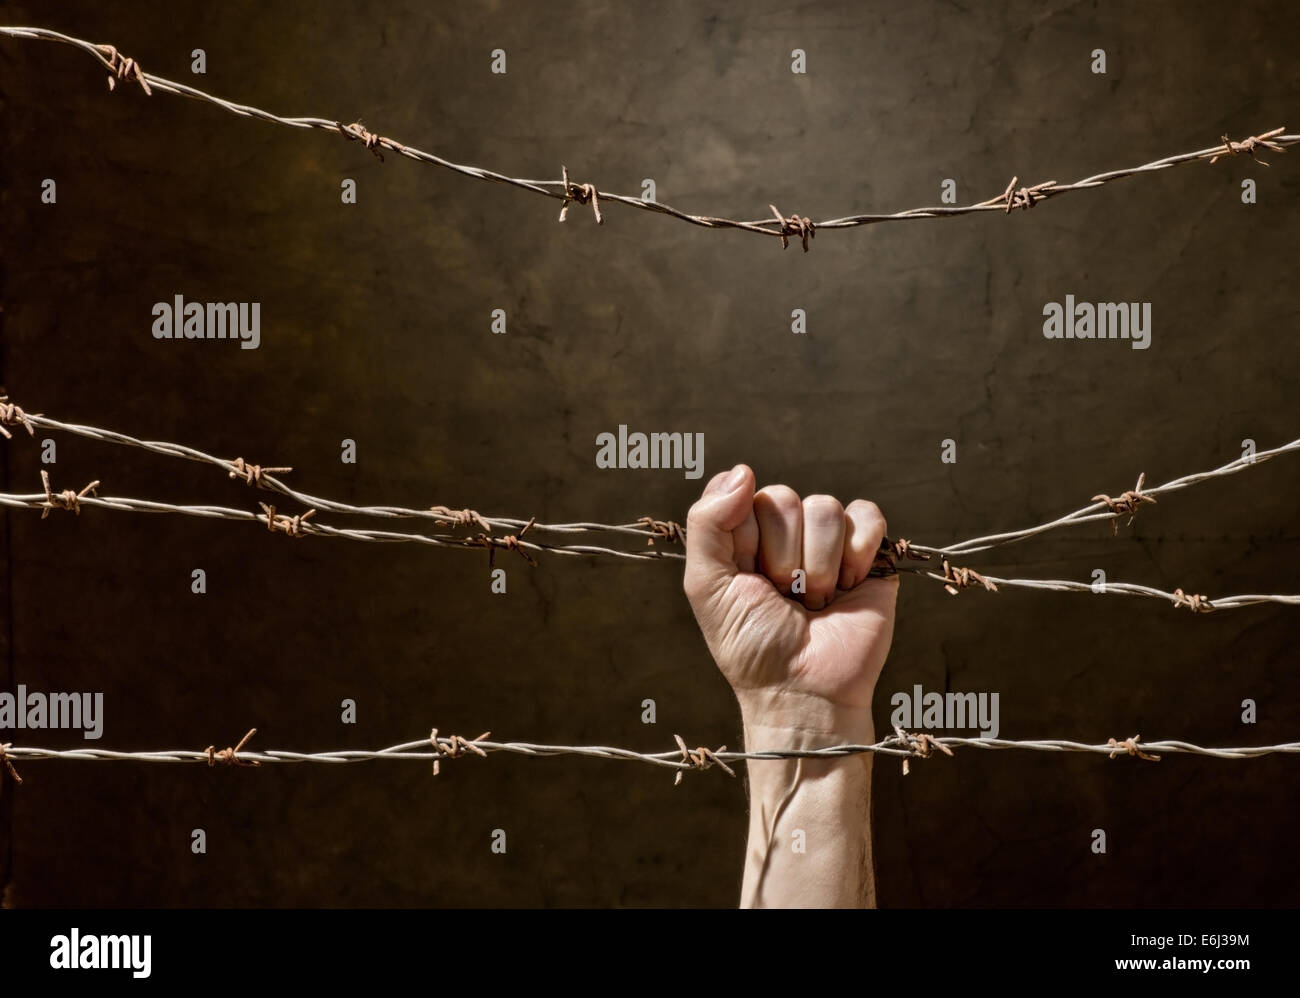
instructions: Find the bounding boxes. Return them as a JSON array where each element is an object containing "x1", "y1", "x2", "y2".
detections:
[{"x1": 1, "y1": 0, "x2": 1298, "y2": 907}]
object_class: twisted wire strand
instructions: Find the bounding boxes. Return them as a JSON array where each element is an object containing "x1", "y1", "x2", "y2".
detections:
[
  {"x1": 6, "y1": 734, "x2": 1300, "y2": 776},
  {"x1": 8, "y1": 407, "x2": 1299, "y2": 578},
  {"x1": 919, "y1": 570, "x2": 1300, "y2": 611},
  {"x1": 0, "y1": 489, "x2": 679, "y2": 563},
  {"x1": 17, "y1": 411, "x2": 664, "y2": 542},
  {"x1": 1, "y1": 26, "x2": 1294, "y2": 244},
  {"x1": 909, "y1": 438, "x2": 1300, "y2": 559},
  {"x1": 4, "y1": 488, "x2": 1297, "y2": 608}
]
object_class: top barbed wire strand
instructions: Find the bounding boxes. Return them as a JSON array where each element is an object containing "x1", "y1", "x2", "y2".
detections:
[{"x1": 0, "y1": 26, "x2": 1295, "y2": 243}]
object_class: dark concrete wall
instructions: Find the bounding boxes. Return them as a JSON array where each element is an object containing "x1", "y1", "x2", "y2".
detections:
[{"x1": 1, "y1": 0, "x2": 1297, "y2": 907}]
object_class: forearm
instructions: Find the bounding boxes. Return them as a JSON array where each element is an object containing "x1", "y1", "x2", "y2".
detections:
[{"x1": 738, "y1": 704, "x2": 876, "y2": 908}]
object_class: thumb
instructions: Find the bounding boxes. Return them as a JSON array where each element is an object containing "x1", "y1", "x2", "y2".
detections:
[{"x1": 683, "y1": 464, "x2": 756, "y2": 608}]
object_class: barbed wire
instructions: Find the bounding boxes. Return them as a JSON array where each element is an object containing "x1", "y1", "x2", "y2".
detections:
[
  {"x1": 6, "y1": 408, "x2": 673, "y2": 544},
  {"x1": 918, "y1": 566, "x2": 1299, "y2": 611},
  {"x1": 0, "y1": 484, "x2": 677, "y2": 563},
  {"x1": 3, "y1": 30, "x2": 1296, "y2": 812},
  {"x1": 4, "y1": 482, "x2": 1297, "y2": 610},
  {"x1": 0, "y1": 26, "x2": 1294, "y2": 248},
  {"x1": 3, "y1": 728, "x2": 1298, "y2": 788},
  {"x1": 6, "y1": 401, "x2": 1299, "y2": 570},
  {"x1": 906, "y1": 438, "x2": 1300, "y2": 559}
]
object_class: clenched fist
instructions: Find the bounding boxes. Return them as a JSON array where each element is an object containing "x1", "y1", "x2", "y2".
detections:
[{"x1": 683, "y1": 463, "x2": 898, "y2": 735}]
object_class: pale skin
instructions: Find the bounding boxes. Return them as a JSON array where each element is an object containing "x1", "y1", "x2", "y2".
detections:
[{"x1": 683, "y1": 464, "x2": 898, "y2": 908}]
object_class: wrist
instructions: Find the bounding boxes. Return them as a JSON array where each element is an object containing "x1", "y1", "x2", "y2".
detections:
[
  {"x1": 735, "y1": 691, "x2": 878, "y2": 909},
  {"x1": 737, "y1": 688, "x2": 875, "y2": 745}
]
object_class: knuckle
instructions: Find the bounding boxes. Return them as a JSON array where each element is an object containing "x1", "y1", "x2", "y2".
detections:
[
  {"x1": 754, "y1": 484, "x2": 801, "y2": 515},
  {"x1": 848, "y1": 498, "x2": 887, "y2": 535},
  {"x1": 802, "y1": 493, "x2": 843, "y2": 521}
]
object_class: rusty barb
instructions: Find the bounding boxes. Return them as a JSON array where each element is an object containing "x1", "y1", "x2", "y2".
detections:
[
  {"x1": 672, "y1": 734, "x2": 736, "y2": 785},
  {"x1": 229, "y1": 456, "x2": 292, "y2": 488},
  {"x1": 1107, "y1": 734, "x2": 1161, "y2": 762},
  {"x1": 994, "y1": 176, "x2": 1058, "y2": 213},
  {"x1": 39, "y1": 470, "x2": 99, "y2": 519},
  {"x1": 940, "y1": 558, "x2": 999, "y2": 596},
  {"x1": 887, "y1": 537, "x2": 930, "y2": 561},
  {"x1": 430, "y1": 505, "x2": 493, "y2": 533},
  {"x1": 0, "y1": 743, "x2": 22, "y2": 785},
  {"x1": 258, "y1": 502, "x2": 316, "y2": 538},
  {"x1": 768, "y1": 204, "x2": 815, "y2": 251},
  {"x1": 206, "y1": 728, "x2": 260, "y2": 767},
  {"x1": 1209, "y1": 126, "x2": 1286, "y2": 166},
  {"x1": 429, "y1": 728, "x2": 491, "y2": 776},
  {"x1": 1172, "y1": 588, "x2": 1214, "y2": 613},
  {"x1": 95, "y1": 43, "x2": 151, "y2": 95},
  {"x1": 474, "y1": 516, "x2": 538, "y2": 567},
  {"x1": 892, "y1": 726, "x2": 955, "y2": 775},
  {"x1": 870, "y1": 537, "x2": 931, "y2": 578},
  {"x1": 338, "y1": 120, "x2": 392, "y2": 161},
  {"x1": 637, "y1": 516, "x2": 685, "y2": 546},
  {"x1": 560, "y1": 165, "x2": 602, "y2": 223},
  {"x1": 1092, "y1": 472, "x2": 1157, "y2": 534},
  {"x1": 0, "y1": 394, "x2": 37, "y2": 438}
]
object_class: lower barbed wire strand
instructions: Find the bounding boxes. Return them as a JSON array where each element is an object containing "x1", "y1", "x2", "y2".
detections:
[{"x1": 7, "y1": 736, "x2": 1300, "y2": 773}]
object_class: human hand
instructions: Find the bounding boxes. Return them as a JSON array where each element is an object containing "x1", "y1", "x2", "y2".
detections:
[{"x1": 682, "y1": 464, "x2": 898, "y2": 740}]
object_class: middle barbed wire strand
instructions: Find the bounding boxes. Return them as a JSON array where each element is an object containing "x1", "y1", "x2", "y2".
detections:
[
  {"x1": 8, "y1": 405, "x2": 1299, "y2": 564},
  {"x1": 5, "y1": 486, "x2": 1299, "y2": 609}
]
